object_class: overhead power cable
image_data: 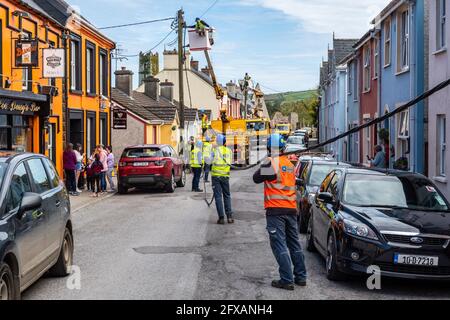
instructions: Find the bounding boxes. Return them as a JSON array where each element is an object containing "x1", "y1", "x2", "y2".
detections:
[
  {"x1": 98, "y1": 17, "x2": 175, "y2": 30},
  {"x1": 200, "y1": 0, "x2": 220, "y2": 18}
]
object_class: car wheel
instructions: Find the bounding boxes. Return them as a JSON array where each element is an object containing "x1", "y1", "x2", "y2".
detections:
[
  {"x1": 0, "y1": 263, "x2": 15, "y2": 301},
  {"x1": 118, "y1": 184, "x2": 128, "y2": 195},
  {"x1": 166, "y1": 172, "x2": 176, "y2": 193},
  {"x1": 49, "y1": 228, "x2": 74, "y2": 277},
  {"x1": 326, "y1": 232, "x2": 344, "y2": 281},
  {"x1": 306, "y1": 215, "x2": 316, "y2": 252},
  {"x1": 176, "y1": 168, "x2": 186, "y2": 188},
  {"x1": 298, "y1": 210, "x2": 308, "y2": 234}
]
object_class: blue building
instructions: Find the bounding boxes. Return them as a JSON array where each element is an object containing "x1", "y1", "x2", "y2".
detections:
[{"x1": 376, "y1": 0, "x2": 427, "y2": 173}]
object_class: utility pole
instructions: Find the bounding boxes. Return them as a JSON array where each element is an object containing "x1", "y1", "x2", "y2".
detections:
[{"x1": 177, "y1": 9, "x2": 185, "y2": 155}]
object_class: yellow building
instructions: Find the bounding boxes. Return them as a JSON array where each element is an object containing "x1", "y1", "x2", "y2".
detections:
[{"x1": 0, "y1": 0, "x2": 115, "y2": 176}]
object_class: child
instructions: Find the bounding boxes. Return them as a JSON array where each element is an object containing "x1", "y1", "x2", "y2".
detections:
[
  {"x1": 85, "y1": 159, "x2": 94, "y2": 192},
  {"x1": 90, "y1": 154, "x2": 104, "y2": 197}
]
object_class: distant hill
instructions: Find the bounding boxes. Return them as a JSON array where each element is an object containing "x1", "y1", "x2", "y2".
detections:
[{"x1": 265, "y1": 90, "x2": 318, "y2": 103}]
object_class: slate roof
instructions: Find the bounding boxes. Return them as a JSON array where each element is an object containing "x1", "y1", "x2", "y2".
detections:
[
  {"x1": 372, "y1": 0, "x2": 403, "y2": 24},
  {"x1": 333, "y1": 39, "x2": 358, "y2": 65},
  {"x1": 131, "y1": 92, "x2": 178, "y2": 123},
  {"x1": 111, "y1": 88, "x2": 162, "y2": 123}
]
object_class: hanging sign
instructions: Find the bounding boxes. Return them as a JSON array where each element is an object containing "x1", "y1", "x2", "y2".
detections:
[
  {"x1": 113, "y1": 109, "x2": 127, "y2": 130},
  {"x1": 43, "y1": 48, "x2": 65, "y2": 78},
  {"x1": 15, "y1": 39, "x2": 39, "y2": 67}
]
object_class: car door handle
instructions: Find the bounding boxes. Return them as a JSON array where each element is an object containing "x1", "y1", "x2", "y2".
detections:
[
  {"x1": 32, "y1": 209, "x2": 45, "y2": 220},
  {"x1": 55, "y1": 201, "x2": 61, "y2": 207}
]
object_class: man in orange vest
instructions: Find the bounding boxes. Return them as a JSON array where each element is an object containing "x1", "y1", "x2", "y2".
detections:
[{"x1": 253, "y1": 134, "x2": 307, "y2": 290}]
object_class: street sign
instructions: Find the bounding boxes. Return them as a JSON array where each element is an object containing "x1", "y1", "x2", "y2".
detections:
[
  {"x1": 15, "y1": 39, "x2": 39, "y2": 67},
  {"x1": 113, "y1": 109, "x2": 127, "y2": 129},
  {"x1": 43, "y1": 48, "x2": 65, "y2": 78}
]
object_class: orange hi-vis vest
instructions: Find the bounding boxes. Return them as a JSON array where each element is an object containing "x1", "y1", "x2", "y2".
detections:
[{"x1": 264, "y1": 156, "x2": 297, "y2": 210}]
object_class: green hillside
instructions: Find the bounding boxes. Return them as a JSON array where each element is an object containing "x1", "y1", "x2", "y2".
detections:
[{"x1": 266, "y1": 90, "x2": 318, "y2": 103}]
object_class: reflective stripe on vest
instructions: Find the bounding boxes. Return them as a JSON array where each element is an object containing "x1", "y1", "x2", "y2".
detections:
[
  {"x1": 191, "y1": 148, "x2": 203, "y2": 168},
  {"x1": 264, "y1": 156, "x2": 296, "y2": 209},
  {"x1": 212, "y1": 146, "x2": 232, "y2": 177}
]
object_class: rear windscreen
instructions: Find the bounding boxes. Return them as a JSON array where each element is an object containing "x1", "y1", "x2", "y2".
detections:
[{"x1": 124, "y1": 148, "x2": 163, "y2": 158}]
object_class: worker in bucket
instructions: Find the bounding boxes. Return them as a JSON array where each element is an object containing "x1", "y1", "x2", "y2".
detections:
[
  {"x1": 253, "y1": 134, "x2": 307, "y2": 291},
  {"x1": 188, "y1": 18, "x2": 210, "y2": 37}
]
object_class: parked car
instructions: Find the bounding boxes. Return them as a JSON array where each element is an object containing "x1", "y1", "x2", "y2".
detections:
[
  {"x1": 293, "y1": 130, "x2": 309, "y2": 146},
  {"x1": 118, "y1": 145, "x2": 186, "y2": 194},
  {"x1": 0, "y1": 153, "x2": 73, "y2": 300},
  {"x1": 307, "y1": 167, "x2": 450, "y2": 281},
  {"x1": 295, "y1": 155, "x2": 351, "y2": 233}
]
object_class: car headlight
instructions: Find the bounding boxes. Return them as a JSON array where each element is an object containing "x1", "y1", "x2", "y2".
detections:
[{"x1": 343, "y1": 219, "x2": 378, "y2": 240}]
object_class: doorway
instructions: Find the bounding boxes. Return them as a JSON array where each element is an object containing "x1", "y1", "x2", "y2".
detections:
[{"x1": 69, "y1": 110, "x2": 84, "y2": 149}]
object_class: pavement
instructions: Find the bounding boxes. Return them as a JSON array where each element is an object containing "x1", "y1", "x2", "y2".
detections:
[
  {"x1": 69, "y1": 177, "x2": 117, "y2": 213},
  {"x1": 22, "y1": 168, "x2": 450, "y2": 300}
]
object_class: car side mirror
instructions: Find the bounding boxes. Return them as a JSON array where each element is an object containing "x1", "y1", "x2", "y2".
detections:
[
  {"x1": 317, "y1": 192, "x2": 334, "y2": 204},
  {"x1": 296, "y1": 178, "x2": 304, "y2": 187},
  {"x1": 17, "y1": 192, "x2": 42, "y2": 219}
]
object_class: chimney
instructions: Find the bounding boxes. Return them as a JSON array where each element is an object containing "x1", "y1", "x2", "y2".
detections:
[
  {"x1": 190, "y1": 58, "x2": 199, "y2": 71},
  {"x1": 160, "y1": 79, "x2": 174, "y2": 102},
  {"x1": 201, "y1": 66, "x2": 211, "y2": 79},
  {"x1": 114, "y1": 67, "x2": 133, "y2": 96},
  {"x1": 143, "y1": 76, "x2": 160, "y2": 101}
]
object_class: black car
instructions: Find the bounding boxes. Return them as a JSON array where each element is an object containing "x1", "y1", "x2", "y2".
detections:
[
  {"x1": 295, "y1": 155, "x2": 351, "y2": 233},
  {"x1": 0, "y1": 153, "x2": 73, "y2": 300},
  {"x1": 307, "y1": 167, "x2": 450, "y2": 281}
]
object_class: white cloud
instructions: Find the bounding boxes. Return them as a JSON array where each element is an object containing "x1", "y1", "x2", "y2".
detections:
[{"x1": 239, "y1": 0, "x2": 391, "y2": 37}]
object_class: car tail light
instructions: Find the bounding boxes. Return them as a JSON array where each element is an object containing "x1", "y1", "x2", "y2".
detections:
[
  {"x1": 119, "y1": 162, "x2": 128, "y2": 167},
  {"x1": 154, "y1": 160, "x2": 167, "y2": 167}
]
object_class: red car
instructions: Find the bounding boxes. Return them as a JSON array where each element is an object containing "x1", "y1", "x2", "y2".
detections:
[{"x1": 118, "y1": 145, "x2": 186, "y2": 194}]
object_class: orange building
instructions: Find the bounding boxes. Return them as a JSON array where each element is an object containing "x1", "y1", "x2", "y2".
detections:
[{"x1": 0, "y1": 0, "x2": 115, "y2": 176}]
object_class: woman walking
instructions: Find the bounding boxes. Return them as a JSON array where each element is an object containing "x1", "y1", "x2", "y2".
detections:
[
  {"x1": 74, "y1": 143, "x2": 85, "y2": 193},
  {"x1": 105, "y1": 146, "x2": 116, "y2": 192},
  {"x1": 90, "y1": 154, "x2": 104, "y2": 197},
  {"x1": 63, "y1": 143, "x2": 79, "y2": 196}
]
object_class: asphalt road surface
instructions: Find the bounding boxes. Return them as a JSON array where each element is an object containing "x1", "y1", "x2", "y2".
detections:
[{"x1": 23, "y1": 168, "x2": 450, "y2": 300}]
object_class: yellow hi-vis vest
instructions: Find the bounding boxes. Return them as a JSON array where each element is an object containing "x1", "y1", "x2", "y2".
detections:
[
  {"x1": 191, "y1": 147, "x2": 203, "y2": 168},
  {"x1": 211, "y1": 146, "x2": 232, "y2": 178},
  {"x1": 203, "y1": 142, "x2": 213, "y2": 165}
]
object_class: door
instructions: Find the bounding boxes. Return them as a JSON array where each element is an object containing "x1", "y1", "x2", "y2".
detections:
[
  {"x1": 48, "y1": 123, "x2": 57, "y2": 164},
  {"x1": 7, "y1": 162, "x2": 47, "y2": 285},
  {"x1": 26, "y1": 158, "x2": 60, "y2": 261},
  {"x1": 169, "y1": 146, "x2": 182, "y2": 179},
  {"x1": 313, "y1": 172, "x2": 335, "y2": 252}
]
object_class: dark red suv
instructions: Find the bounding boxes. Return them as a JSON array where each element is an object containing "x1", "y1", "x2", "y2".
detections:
[{"x1": 118, "y1": 145, "x2": 186, "y2": 194}]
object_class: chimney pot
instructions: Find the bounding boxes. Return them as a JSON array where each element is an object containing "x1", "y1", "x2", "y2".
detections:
[
  {"x1": 114, "y1": 68, "x2": 134, "y2": 96},
  {"x1": 143, "y1": 76, "x2": 160, "y2": 101}
]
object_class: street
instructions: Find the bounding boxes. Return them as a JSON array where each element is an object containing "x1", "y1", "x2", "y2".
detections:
[{"x1": 23, "y1": 168, "x2": 450, "y2": 300}]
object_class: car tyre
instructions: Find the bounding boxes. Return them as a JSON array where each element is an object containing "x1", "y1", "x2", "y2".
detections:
[
  {"x1": 326, "y1": 232, "x2": 344, "y2": 281},
  {"x1": 118, "y1": 184, "x2": 128, "y2": 195},
  {"x1": 49, "y1": 228, "x2": 74, "y2": 277},
  {"x1": 0, "y1": 262, "x2": 16, "y2": 301},
  {"x1": 166, "y1": 172, "x2": 176, "y2": 193},
  {"x1": 306, "y1": 215, "x2": 316, "y2": 252},
  {"x1": 176, "y1": 168, "x2": 186, "y2": 188}
]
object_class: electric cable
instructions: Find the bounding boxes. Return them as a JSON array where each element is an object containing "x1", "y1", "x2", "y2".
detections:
[
  {"x1": 200, "y1": 0, "x2": 220, "y2": 18},
  {"x1": 98, "y1": 17, "x2": 175, "y2": 30}
]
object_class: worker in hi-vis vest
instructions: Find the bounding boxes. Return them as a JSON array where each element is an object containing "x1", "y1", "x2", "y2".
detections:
[
  {"x1": 211, "y1": 134, "x2": 233, "y2": 225},
  {"x1": 203, "y1": 136, "x2": 213, "y2": 183},
  {"x1": 191, "y1": 140, "x2": 204, "y2": 193},
  {"x1": 188, "y1": 18, "x2": 210, "y2": 37},
  {"x1": 253, "y1": 133, "x2": 307, "y2": 291}
]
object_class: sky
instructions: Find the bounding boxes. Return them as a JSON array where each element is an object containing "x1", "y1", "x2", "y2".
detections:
[{"x1": 68, "y1": 0, "x2": 391, "y2": 93}]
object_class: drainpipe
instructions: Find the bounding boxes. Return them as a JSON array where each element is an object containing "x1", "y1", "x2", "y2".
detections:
[{"x1": 409, "y1": 0, "x2": 417, "y2": 173}]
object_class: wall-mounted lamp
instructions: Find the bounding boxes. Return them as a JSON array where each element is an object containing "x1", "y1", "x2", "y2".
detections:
[{"x1": 12, "y1": 10, "x2": 30, "y2": 18}]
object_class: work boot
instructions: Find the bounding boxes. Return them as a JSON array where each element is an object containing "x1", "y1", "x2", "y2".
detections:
[
  {"x1": 217, "y1": 218, "x2": 225, "y2": 225},
  {"x1": 271, "y1": 280, "x2": 294, "y2": 291},
  {"x1": 195, "y1": 189, "x2": 203, "y2": 193},
  {"x1": 295, "y1": 279, "x2": 307, "y2": 287},
  {"x1": 227, "y1": 216, "x2": 235, "y2": 224}
]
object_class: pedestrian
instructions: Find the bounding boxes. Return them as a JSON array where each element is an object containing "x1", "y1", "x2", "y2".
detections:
[
  {"x1": 74, "y1": 143, "x2": 85, "y2": 193},
  {"x1": 63, "y1": 143, "x2": 79, "y2": 196},
  {"x1": 191, "y1": 140, "x2": 203, "y2": 192},
  {"x1": 85, "y1": 158, "x2": 94, "y2": 192},
  {"x1": 90, "y1": 154, "x2": 104, "y2": 197},
  {"x1": 203, "y1": 136, "x2": 213, "y2": 183},
  {"x1": 253, "y1": 133, "x2": 307, "y2": 291},
  {"x1": 211, "y1": 134, "x2": 233, "y2": 224},
  {"x1": 367, "y1": 145, "x2": 386, "y2": 168},
  {"x1": 96, "y1": 145, "x2": 108, "y2": 193},
  {"x1": 105, "y1": 146, "x2": 116, "y2": 192}
]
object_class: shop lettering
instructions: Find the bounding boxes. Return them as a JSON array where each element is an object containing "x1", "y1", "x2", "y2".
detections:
[
  {"x1": 0, "y1": 100, "x2": 40, "y2": 114},
  {"x1": 16, "y1": 44, "x2": 37, "y2": 57}
]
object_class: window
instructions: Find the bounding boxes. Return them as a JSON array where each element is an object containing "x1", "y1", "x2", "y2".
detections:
[
  {"x1": 353, "y1": 60, "x2": 358, "y2": 101},
  {"x1": 384, "y1": 19, "x2": 391, "y2": 66},
  {"x1": 397, "y1": 110, "x2": 410, "y2": 160},
  {"x1": 6, "y1": 163, "x2": 31, "y2": 213},
  {"x1": 27, "y1": 158, "x2": 51, "y2": 193},
  {"x1": 327, "y1": 171, "x2": 342, "y2": 197},
  {"x1": 363, "y1": 44, "x2": 371, "y2": 92},
  {"x1": 374, "y1": 37, "x2": 379, "y2": 78},
  {"x1": 21, "y1": 32, "x2": 32, "y2": 91},
  {"x1": 347, "y1": 63, "x2": 353, "y2": 95},
  {"x1": 437, "y1": 0, "x2": 447, "y2": 50},
  {"x1": 437, "y1": 115, "x2": 446, "y2": 176},
  {"x1": 0, "y1": 115, "x2": 32, "y2": 152},
  {"x1": 70, "y1": 35, "x2": 81, "y2": 91},
  {"x1": 397, "y1": 8, "x2": 410, "y2": 72},
  {"x1": 42, "y1": 158, "x2": 60, "y2": 188},
  {"x1": 86, "y1": 41, "x2": 96, "y2": 94},
  {"x1": 99, "y1": 50, "x2": 108, "y2": 96}
]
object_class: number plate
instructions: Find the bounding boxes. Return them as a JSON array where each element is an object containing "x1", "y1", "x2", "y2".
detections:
[
  {"x1": 394, "y1": 254, "x2": 439, "y2": 267},
  {"x1": 133, "y1": 162, "x2": 149, "y2": 167}
]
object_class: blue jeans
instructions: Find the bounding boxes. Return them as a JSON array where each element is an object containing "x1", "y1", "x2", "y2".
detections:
[
  {"x1": 212, "y1": 176, "x2": 232, "y2": 219},
  {"x1": 100, "y1": 172, "x2": 107, "y2": 191},
  {"x1": 192, "y1": 167, "x2": 202, "y2": 191},
  {"x1": 267, "y1": 215, "x2": 307, "y2": 284},
  {"x1": 203, "y1": 164, "x2": 211, "y2": 182}
]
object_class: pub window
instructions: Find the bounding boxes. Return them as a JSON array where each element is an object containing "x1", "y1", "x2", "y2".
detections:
[
  {"x1": 0, "y1": 115, "x2": 32, "y2": 152},
  {"x1": 21, "y1": 32, "x2": 32, "y2": 91},
  {"x1": 99, "y1": 50, "x2": 108, "y2": 96},
  {"x1": 86, "y1": 41, "x2": 96, "y2": 95},
  {"x1": 70, "y1": 35, "x2": 81, "y2": 91}
]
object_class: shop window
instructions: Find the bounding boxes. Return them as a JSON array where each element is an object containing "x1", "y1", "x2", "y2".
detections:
[
  {"x1": 0, "y1": 115, "x2": 32, "y2": 152},
  {"x1": 70, "y1": 35, "x2": 82, "y2": 91},
  {"x1": 437, "y1": 115, "x2": 446, "y2": 177},
  {"x1": 99, "y1": 49, "x2": 108, "y2": 97},
  {"x1": 86, "y1": 41, "x2": 96, "y2": 95}
]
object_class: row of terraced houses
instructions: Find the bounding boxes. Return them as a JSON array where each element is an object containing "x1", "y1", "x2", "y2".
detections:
[{"x1": 318, "y1": 0, "x2": 450, "y2": 199}]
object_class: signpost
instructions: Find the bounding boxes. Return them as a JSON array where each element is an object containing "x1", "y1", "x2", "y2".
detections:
[
  {"x1": 15, "y1": 39, "x2": 39, "y2": 67},
  {"x1": 43, "y1": 48, "x2": 65, "y2": 78},
  {"x1": 113, "y1": 109, "x2": 127, "y2": 130}
]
